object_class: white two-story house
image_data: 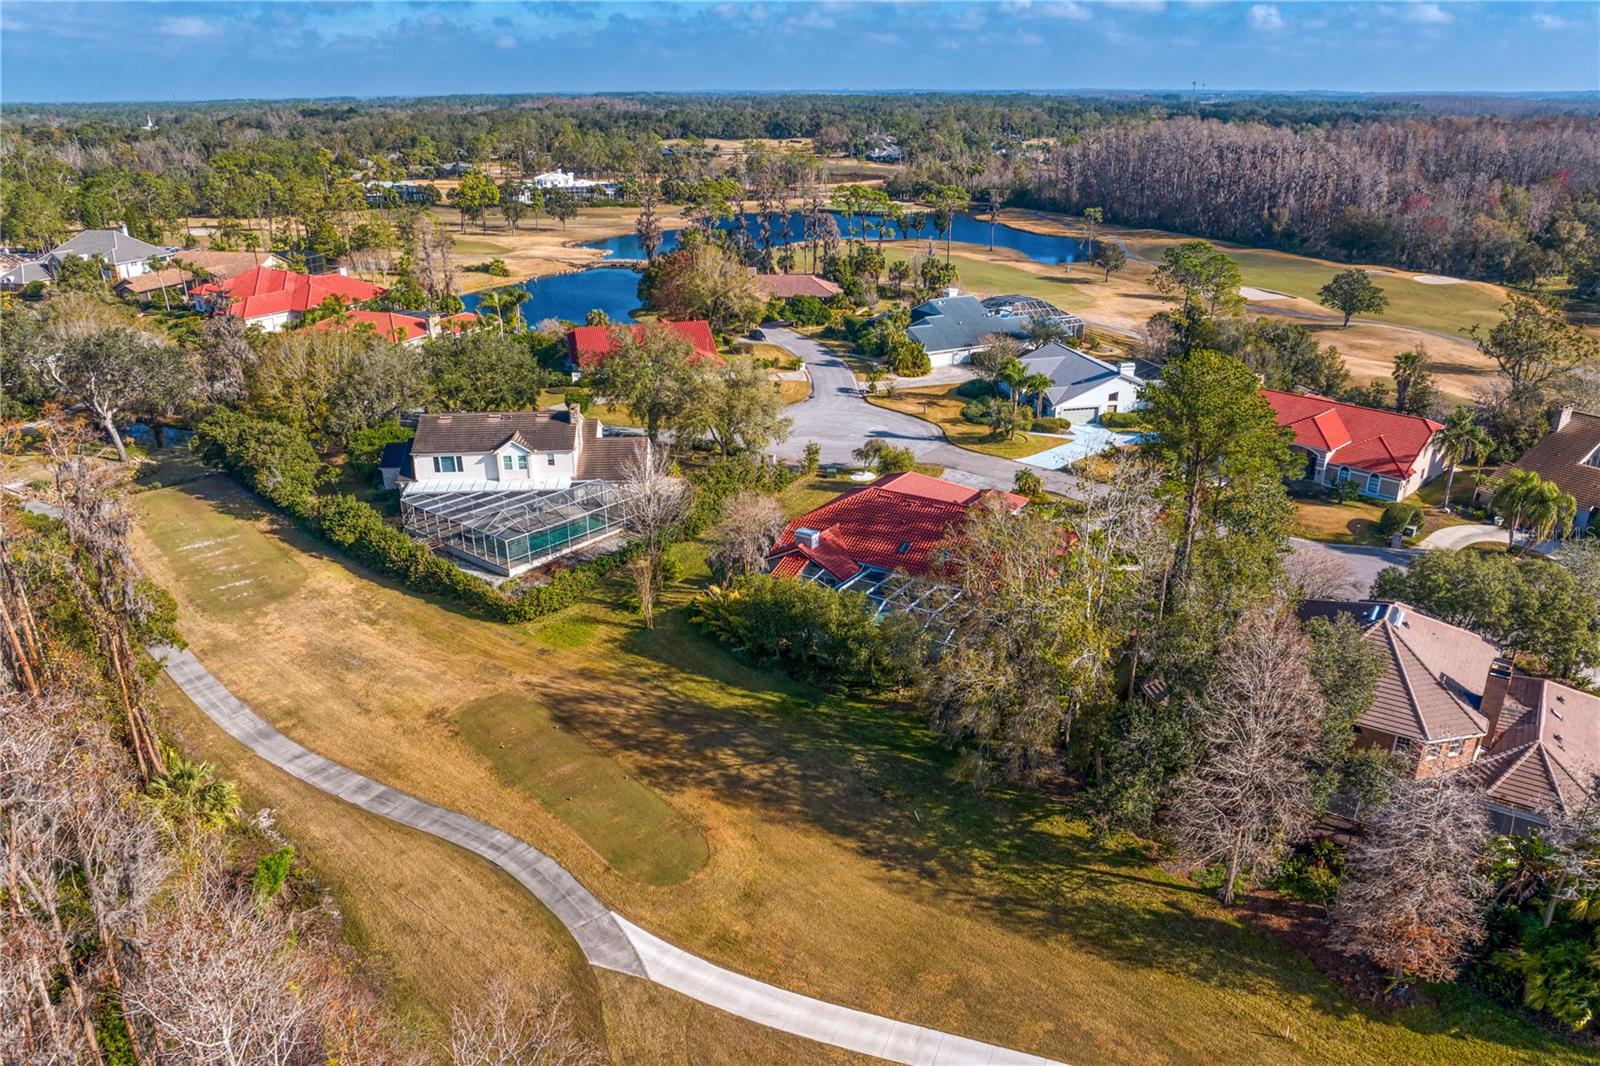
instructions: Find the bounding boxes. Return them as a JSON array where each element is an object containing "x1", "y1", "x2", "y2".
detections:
[{"x1": 397, "y1": 407, "x2": 648, "y2": 577}]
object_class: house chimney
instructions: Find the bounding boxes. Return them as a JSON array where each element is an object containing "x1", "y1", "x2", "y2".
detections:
[
  {"x1": 795, "y1": 527, "x2": 823, "y2": 549},
  {"x1": 1482, "y1": 657, "x2": 1515, "y2": 745},
  {"x1": 119, "y1": 222, "x2": 129, "y2": 237},
  {"x1": 942, "y1": 286, "x2": 960, "y2": 299},
  {"x1": 426, "y1": 311, "x2": 440, "y2": 339},
  {"x1": 1553, "y1": 405, "x2": 1575, "y2": 433},
  {"x1": 1117, "y1": 360, "x2": 1137, "y2": 378}
]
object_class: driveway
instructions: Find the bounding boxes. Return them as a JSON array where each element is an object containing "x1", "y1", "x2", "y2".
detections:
[
  {"x1": 767, "y1": 328, "x2": 1087, "y2": 497},
  {"x1": 1417, "y1": 522, "x2": 1512, "y2": 551},
  {"x1": 1289, "y1": 537, "x2": 1415, "y2": 598}
]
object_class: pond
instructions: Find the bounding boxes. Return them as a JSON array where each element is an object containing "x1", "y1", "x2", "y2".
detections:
[
  {"x1": 460, "y1": 267, "x2": 641, "y2": 325},
  {"x1": 583, "y1": 211, "x2": 1093, "y2": 267}
]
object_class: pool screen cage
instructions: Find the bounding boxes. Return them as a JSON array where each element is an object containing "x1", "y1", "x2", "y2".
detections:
[
  {"x1": 401, "y1": 482, "x2": 628, "y2": 575},
  {"x1": 796, "y1": 561, "x2": 968, "y2": 647}
]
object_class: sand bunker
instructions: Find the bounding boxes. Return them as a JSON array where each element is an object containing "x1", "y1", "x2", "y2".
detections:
[
  {"x1": 1241, "y1": 286, "x2": 1290, "y2": 301},
  {"x1": 1413, "y1": 274, "x2": 1466, "y2": 285}
]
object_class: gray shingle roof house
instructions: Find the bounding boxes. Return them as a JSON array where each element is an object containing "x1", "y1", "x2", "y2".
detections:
[
  {"x1": 0, "y1": 227, "x2": 177, "y2": 289},
  {"x1": 49, "y1": 228, "x2": 173, "y2": 269},
  {"x1": 0, "y1": 259, "x2": 53, "y2": 290},
  {"x1": 1011, "y1": 342, "x2": 1145, "y2": 419},
  {"x1": 905, "y1": 294, "x2": 1030, "y2": 367}
]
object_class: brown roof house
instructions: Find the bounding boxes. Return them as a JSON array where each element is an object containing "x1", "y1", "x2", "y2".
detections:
[
  {"x1": 1502, "y1": 407, "x2": 1600, "y2": 536},
  {"x1": 397, "y1": 407, "x2": 648, "y2": 577},
  {"x1": 1300, "y1": 599, "x2": 1600, "y2": 835}
]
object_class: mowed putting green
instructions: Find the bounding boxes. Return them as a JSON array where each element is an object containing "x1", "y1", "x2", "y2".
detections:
[
  {"x1": 457, "y1": 692, "x2": 708, "y2": 886},
  {"x1": 133, "y1": 479, "x2": 307, "y2": 618}
]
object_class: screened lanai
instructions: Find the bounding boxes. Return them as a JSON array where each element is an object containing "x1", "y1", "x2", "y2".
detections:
[
  {"x1": 795, "y1": 561, "x2": 969, "y2": 647},
  {"x1": 401, "y1": 482, "x2": 627, "y2": 576}
]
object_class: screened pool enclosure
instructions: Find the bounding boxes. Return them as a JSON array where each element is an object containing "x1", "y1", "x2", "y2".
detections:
[{"x1": 401, "y1": 482, "x2": 627, "y2": 576}]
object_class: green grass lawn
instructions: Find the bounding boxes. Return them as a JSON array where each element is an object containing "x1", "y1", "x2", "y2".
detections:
[
  {"x1": 457, "y1": 691, "x2": 709, "y2": 886},
  {"x1": 132, "y1": 475, "x2": 1591, "y2": 1064},
  {"x1": 884, "y1": 245, "x2": 1098, "y2": 311},
  {"x1": 453, "y1": 238, "x2": 513, "y2": 256},
  {"x1": 1291, "y1": 475, "x2": 1474, "y2": 545},
  {"x1": 868, "y1": 384, "x2": 1060, "y2": 460},
  {"x1": 1127, "y1": 237, "x2": 1509, "y2": 337}
]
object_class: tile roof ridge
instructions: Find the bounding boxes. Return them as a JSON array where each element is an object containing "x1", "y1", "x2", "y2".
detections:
[
  {"x1": 1383, "y1": 623, "x2": 1432, "y2": 740},
  {"x1": 1532, "y1": 745, "x2": 1574, "y2": 812},
  {"x1": 1482, "y1": 742, "x2": 1537, "y2": 786}
]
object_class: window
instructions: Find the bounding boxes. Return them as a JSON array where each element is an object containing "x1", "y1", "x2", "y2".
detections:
[
  {"x1": 1364, "y1": 472, "x2": 1382, "y2": 496},
  {"x1": 518, "y1": 454, "x2": 528, "y2": 470},
  {"x1": 1423, "y1": 743, "x2": 1440, "y2": 760},
  {"x1": 432, "y1": 456, "x2": 464, "y2": 474},
  {"x1": 502, "y1": 455, "x2": 514, "y2": 471},
  {"x1": 1337, "y1": 466, "x2": 1351, "y2": 483},
  {"x1": 1445, "y1": 740, "x2": 1464, "y2": 758},
  {"x1": 546, "y1": 453, "x2": 556, "y2": 466},
  {"x1": 1108, "y1": 391, "x2": 1119, "y2": 402}
]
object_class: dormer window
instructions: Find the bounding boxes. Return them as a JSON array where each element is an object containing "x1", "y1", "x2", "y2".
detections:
[{"x1": 1585, "y1": 445, "x2": 1600, "y2": 470}]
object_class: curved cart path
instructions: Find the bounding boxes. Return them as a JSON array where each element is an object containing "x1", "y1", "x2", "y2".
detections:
[{"x1": 157, "y1": 647, "x2": 1062, "y2": 1066}]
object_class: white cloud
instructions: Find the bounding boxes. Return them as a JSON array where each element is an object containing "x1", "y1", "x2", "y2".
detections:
[
  {"x1": 999, "y1": 0, "x2": 1092, "y2": 17},
  {"x1": 1041, "y1": 2, "x2": 1094, "y2": 19},
  {"x1": 1247, "y1": 4, "x2": 1284, "y2": 31},
  {"x1": 1532, "y1": 13, "x2": 1570, "y2": 30},
  {"x1": 1405, "y1": 2, "x2": 1452, "y2": 24},
  {"x1": 495, "y1": 33, "x2": 518, "y2": 49},
  {"x1": 161, "y1": 15, "x2": 220, "y2": 39}
]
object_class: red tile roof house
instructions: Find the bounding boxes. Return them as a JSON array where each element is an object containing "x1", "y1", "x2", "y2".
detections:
[
  {"x1": 565, "y1": 320, "x2": 719, "y2": 371},
  {"x1": 754, "y1": 273, "x2": 843, "y2": 300},
  {"x1": 193, "y1": 266, "x2": 386, "y2": 332},
  {"x1": 767, "y1": 472, "x2": 1027, "y2": 614},
  {"x1": 310, "y1": 310, "x2": 480, "y2": 347},
  {"x1": 1264, "y1": 389, "x2": 1446, "y2": 501},
  {"x1": 1299, "y1": 599, "x2": 1600, "y2": 836}
]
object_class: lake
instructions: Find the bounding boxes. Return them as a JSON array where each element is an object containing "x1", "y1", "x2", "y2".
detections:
[
  {"x1": 583, "y1": 211, "x2": 1093, "y2": 266},
  {"x1": 460, "y1": 267, "x2": 640, "y2": 324}
]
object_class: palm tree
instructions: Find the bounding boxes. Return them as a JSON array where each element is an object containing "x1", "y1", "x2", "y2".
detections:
[
  {"x1": 147, "y1": 746, "x2": 240, "y2": 832},
  {"x1": 1491, "y1": 469, "x2": 1575, "y2": 550},
  {"x1": 143, "y1": 255, "x2": 173, "y2": 311},
  {"x1": 1491, "y1": 468, "x2": 1541, "y2": 548},
  {"x1": 1023, "y1": 372, "x2": 1054, "y2": 418},
  {"x1": 1391, "y1": 349, "x2": 1426, "y2": 412},
  {"x1": 1436, "y1": 408, "x2": 1491, "y2": 511},
  {"x1": 1523, "y1": 480, "x2": 1577, "y2": 548},
  {"x1": 997, "y1": 357, "x2": 1027, "y2": 412}
]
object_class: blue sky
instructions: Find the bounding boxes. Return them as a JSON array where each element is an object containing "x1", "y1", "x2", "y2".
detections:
[{"x1": 2, "y1": 1, "x2": 1597, "y2": 103}]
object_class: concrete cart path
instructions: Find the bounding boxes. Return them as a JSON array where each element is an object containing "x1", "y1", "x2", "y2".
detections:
[{"x1": 158, "y1": 646, "x2": 1064, "y2": 1066}]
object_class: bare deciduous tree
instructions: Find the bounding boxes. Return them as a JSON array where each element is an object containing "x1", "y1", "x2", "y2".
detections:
[
  {"x1": 706, "y1": 490, "x2": 784, "y2": 585},
  {"x1": 1283, "y1": 547, "x2": 1365, "y2": 602},
  {"x1": 1165, "y1": 597, "x2": 1324, "y2": 904},
  {"x1": 124, "y1": 868, "x2": 329, "y2": 1066},
  {"x1": 1330, "y1": 775, "x2": 1492, "y2": 985},
  {"x1": 448, "y1": 978, "x2": 601, "y2": 1066},
  {"x1": 622, "y1": 451, "x2": 690, "y2": 629}
]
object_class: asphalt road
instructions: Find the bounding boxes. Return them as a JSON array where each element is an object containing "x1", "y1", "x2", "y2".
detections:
[
  {"x1": 767, "y1": 328, "x2": 1088, "y2": 497},
  {"x1": 1289, "y1": 537, "x2": 1415, "y2": 597}
]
